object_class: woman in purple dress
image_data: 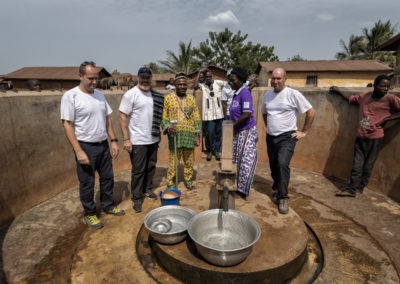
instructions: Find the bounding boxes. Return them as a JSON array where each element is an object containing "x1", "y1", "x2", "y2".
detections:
[{"x1": 228, "y1": 67, "x2": 258, "y2": 199}]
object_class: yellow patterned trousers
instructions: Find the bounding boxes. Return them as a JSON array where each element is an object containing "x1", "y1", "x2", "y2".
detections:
[{"x1": 167, "y1": 148, "x2": 194, "y2": 187}]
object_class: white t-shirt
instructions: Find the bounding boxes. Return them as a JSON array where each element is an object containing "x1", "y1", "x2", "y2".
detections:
[
  {"x1": 261, "y1": 87, "x2": 312, "y2": 136},
  {"x1": 119, "y1": 86, "x2": 159, "y2": 145},
  {"x1": 221, "y1": 81, "x2": 249, "y2": 115},
  {"x1": 200, "y1": 80, "x2": 225, "y2": 121},
  {"x1": 60, "y1": 86, "x2": 112, "y2": 142}
]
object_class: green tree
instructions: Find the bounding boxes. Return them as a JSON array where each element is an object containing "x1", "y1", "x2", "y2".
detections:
[
  {"x1": 287, "y1": 54, "x2": 306, "y2": 61},
  {"x1": 145, "y1": 62, "x2": 168, "y2": 74},
  {"x1": 191, "y1": 28, "x2": 278, "y2": 74},
  {"x1": 336, "y1": 20, "x2": 396, "y2": 67},
  {"x1": 159, "y1": 41, "x2": 194, "y2": 74},
  {"x1": 335, "y1": 35, "x2": 365, "y2": 60}
]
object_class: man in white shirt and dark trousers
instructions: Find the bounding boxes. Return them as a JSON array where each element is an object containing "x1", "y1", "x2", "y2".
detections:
[
  {"x1": 261, "y1": 68, "x2": 315, "y2": 214},
  {"x1": 119, "y1": 67, "x2": 164, "y2": 213},
  {"x1": 196, "y1": 68, "x2": 225, "y2": 161},
  {"x1": 61, "y1": 61, "x2": 125, "y2": 229}
]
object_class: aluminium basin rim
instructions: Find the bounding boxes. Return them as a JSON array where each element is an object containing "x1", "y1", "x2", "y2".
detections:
[
  {"x1": 187, "y1": 209, "x2": 261, "y2": 252},
  {"x1": 144, "y1": 205, "x2": 196, "y2": 235}
]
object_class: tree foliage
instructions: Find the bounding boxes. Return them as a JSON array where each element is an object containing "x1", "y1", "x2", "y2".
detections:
[
  {"x1": 145, "y1": 62, "x2": 169, "y2": 74},
  {"x1": 336, "y1": 20, "x2": 396, "y2": 67},
  {"x1": 287, "y1": 54, "x2": 306, "y2": 61},
  {"x1": 159, "y1": 41, "x2": 194, "y2": 74},
  {"x1": 191, "y1": 28, "x2": 278, "y2": 74}
]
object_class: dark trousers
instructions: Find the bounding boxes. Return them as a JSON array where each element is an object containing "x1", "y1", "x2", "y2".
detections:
[
  {"x1": 346, "y1": 137, "x2": 383, "y2": 192},
  {"x1": 205, "y1": 119, "x2": 223, "y2": 154},
  {"x1": 266, "y1": 132, "x2": 297, "y2": 200},
  {"x1": 76, "y1": 141, "x2": 114, "y2": 216},
  {"x1": 130, "y1": 143, "x2": 158, "y2": 201}
]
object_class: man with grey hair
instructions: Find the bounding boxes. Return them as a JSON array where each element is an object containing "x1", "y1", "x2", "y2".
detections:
[
  {"x1": 61, "y1": 61, "x2": 125, "y2": 229},
  {"x1": 261, "y1": 68, "x2": 315, "y2": 214},
  {"x1": 119, "y1": 67, "x2": 164, "y2": 213}
]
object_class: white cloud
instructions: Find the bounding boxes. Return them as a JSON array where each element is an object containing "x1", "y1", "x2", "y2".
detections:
[
  {"x1": 202, "y1": 10, "x2": 240, "y2": 30},
  {"x1": 317, "y1": 14, "x2": 335, "y2": 21}
]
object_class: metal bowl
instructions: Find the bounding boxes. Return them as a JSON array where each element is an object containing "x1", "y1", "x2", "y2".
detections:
[
  {"x1": 144, "y1": 205, "x2": 196, "y2": 244},
  {"x1": 187, "y1": 209, "x2": 261, "y2": 266}
]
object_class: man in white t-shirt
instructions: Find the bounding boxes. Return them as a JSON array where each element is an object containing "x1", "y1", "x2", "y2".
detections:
[
  {"x1": 119, "y1": 67, "x2": 164, "y2": 213},
  {"x1": 61, "y1": 61, "x2": 124, "y2": 229},
  {"x1": 261, "y1": 68, "x2": 315, "y2": 214},
  {"x1": 196, "y1": 68, "x2": 225, "y2": 161}
]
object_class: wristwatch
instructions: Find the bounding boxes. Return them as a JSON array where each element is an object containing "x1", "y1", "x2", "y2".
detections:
[{"x1": 110, "y1": 138, "x2": 119, "y2": 142}]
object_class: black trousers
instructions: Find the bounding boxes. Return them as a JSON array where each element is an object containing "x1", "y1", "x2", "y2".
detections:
[
  {"x1": 130, "y1": 143, "x2": 158, "y2": 201},
  {"x1": 266, "y1": 131, "x2": 297, "y2": 200},
  {"x1": 346, "y1": 137, "x2": 383, "y2": 192},
  {"x1": 76, "y1": 141, "x2": 114, "y2": 216}
]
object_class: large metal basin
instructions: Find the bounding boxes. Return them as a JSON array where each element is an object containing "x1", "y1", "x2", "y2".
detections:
[
  {"x1": 188, "y1": 209, "x2": 261, "y2": 266},
  {"x1": 144, "y1": 205, "x2": 196, "y2": 245}
]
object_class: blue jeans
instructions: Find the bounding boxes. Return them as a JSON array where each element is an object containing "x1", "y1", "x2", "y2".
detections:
[{"x1": 205, "y1": 119, "x2": 223, "y2": 154}]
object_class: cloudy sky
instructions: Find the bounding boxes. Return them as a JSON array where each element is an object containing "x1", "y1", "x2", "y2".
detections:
[{"x1": 1, "y1": 0, "x2": 399, "y2": 75}]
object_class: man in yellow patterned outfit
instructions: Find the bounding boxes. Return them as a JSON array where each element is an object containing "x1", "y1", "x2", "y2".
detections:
[{"x1": 161, "y1": 73, "x2": 201, "y2": 190}]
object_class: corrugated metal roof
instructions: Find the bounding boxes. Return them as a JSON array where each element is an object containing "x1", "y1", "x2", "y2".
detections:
[
  {"x1": 377, "y1": 33, "x2": 400, "y2": 51},
  {"x1": 257, "y1": 60, "x2": 392, "y2": 73},
  {"x1": 3, "y1": 66, "x2": 111, "y2": 80}
]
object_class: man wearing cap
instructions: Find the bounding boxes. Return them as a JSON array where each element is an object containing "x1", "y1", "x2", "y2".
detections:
[
  {"x1": 119, "y1": 67, "x2": 164, "y2": 213},
  {"x1": 161, "y1": 73, "x2": 201, "y2": 190},
  {"x1": 61, "y1": 61, "x2": 124, "y2": 229}
]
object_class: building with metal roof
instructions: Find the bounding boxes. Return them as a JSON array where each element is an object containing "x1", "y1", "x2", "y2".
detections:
[
  {"x1": 3, "y1": 66, "x2": 111, "y2": 91},
  {"x1": 256, "y1": 60, "x2": 392, "y2": 87}
]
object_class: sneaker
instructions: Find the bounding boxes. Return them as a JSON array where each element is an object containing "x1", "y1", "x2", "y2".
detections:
[
  {"x1": 278, "y1": 198, "x2": 289, "y2": 214},
  {"x1": 206, "y1": 152, "x2": 212, "y2": 161},
  {"x1": 271, "y1": 192, "x2": 278, "y2": 204},
  {"x1": 104, "y1": 207, "x2": 125, "y2": 216},
  {"x1": 145, "y1": 191, "x2": 158, "y2": 200},
  {"x1": 184, "y1": 180, "x2": 195, "y2": 190},
  {"x1": 83, "y1": 215, "x2": 104, "y2": 229},
  {"x1": 133, "y1": 200, "x2": 142, "y2": 213},
  {"x1": 215, "y1": 152, "x2": 221, "y2": 161},
  {"x1": 336, "y1": 189, "x2": 356, "y2": 197}
]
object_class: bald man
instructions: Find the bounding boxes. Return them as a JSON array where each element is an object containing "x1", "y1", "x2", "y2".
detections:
[{"x1": 261, "y1": 68, "x2": 315, "y2": 214}]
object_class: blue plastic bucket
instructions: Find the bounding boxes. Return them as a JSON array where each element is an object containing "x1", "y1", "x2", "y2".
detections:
[{"x1": 159, "y1": 189, "x2": 181, "y2": 206}]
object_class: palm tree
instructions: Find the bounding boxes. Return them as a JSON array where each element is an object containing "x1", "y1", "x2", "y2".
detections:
[
  {"x1": 335, "y1": 35, "x2": 365, "y2": 60},
  {"x1": 361, "y1": 19, "x2": 396, "y2": 61},
  {"x1": 159, "y1": 41, "x2": 194, "y2": 74},
  {"x1": 336, "y1": 20, "x2": 396, "y2": 67}
]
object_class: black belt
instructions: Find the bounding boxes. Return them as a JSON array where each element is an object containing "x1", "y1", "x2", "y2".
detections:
[{"x1": 78, "y1": 140, "x2": 107, "y2": 145}]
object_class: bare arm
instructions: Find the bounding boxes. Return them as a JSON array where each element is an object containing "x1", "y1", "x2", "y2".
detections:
[
  {"x1": 222, "y1": 101, "x2": 228, "y2": 120},
  {"x1": 329, "y1": 86, "x2": 352, "y2": 100},
  {"x1": 106, "y1": 115, "x2": 119, "y2": 158},
  {"x1": 62, "y1": 120, "x2": 90, "y2": 165},
  {"x1": 233, "y1": 112, "x2": 251, "y2": 127},
  {"x1": 119, "y1": 111, "x2": 132, "y2": 153},
  {"x1": 292, "y1": 108, "x2": 316, "y2": 139},
  {"x1": 262, "y1": 113, "x2": 268, "y2": 127},
  {"x1": 376, "y1": 112, "x2": 400, "y2": 127},
  {"x1": 193, "y1": 68, "x2": 208, "y2": 90}
]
